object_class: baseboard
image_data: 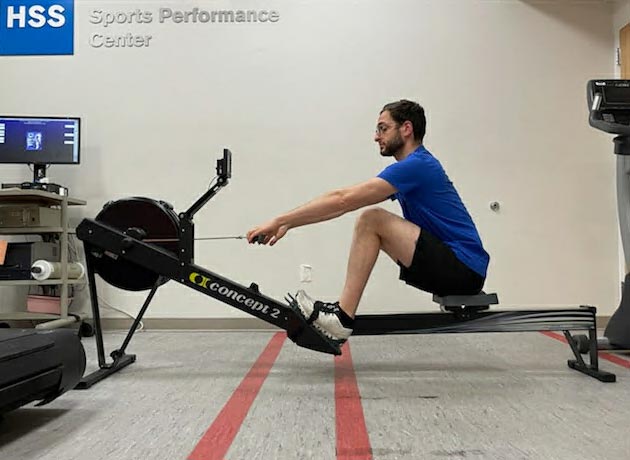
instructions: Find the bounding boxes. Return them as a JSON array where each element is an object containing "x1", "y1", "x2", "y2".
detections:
[
  {"x1": 598, "y1": 316, "x2": 611, "y2": 329},
  {"x1": 99, "y1": 317, "x2": 280, "y2": 331}
]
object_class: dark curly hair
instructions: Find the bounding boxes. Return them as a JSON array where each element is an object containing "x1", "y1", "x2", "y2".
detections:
[{"x1": 381, "y1": 100, "x2": 426, "y2": 142}]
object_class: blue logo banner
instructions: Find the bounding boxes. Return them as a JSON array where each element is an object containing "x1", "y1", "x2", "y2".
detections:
[{"x1": 0, "y1": 0, "x2": 74, "y2": 55}]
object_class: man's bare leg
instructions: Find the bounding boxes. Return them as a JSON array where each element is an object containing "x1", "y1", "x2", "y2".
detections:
[{"x1": 339, "y1": 207, "x2": 421, "y2": 317}]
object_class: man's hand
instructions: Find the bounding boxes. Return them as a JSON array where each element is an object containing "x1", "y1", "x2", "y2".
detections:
[{"x1": 246, "y1": 218, "x2": 290, "y2": 246}]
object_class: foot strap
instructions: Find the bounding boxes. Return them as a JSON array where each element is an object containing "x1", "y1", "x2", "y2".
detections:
[
  {"x1": 307, "y1": 301, "x2": 341, "y2": 325},
  {"x1": 306, "y1": 302, "x2": 323, "y2": 325}
]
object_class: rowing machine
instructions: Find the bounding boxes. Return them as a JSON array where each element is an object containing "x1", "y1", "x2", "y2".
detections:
[{"x1": 74, "y1": 149, "x2": 615, "y2": 388}]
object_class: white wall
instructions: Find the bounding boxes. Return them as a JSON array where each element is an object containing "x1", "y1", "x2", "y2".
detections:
[{"x1": 0, "y1": 0, "x2": 623, "y2": 320}]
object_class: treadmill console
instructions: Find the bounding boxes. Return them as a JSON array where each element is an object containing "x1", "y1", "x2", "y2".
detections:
[{"x1": 588, "y1": 80, "x2": 630, "y2": 135}]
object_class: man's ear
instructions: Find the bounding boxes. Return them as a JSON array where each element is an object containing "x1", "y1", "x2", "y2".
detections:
[{"x1": 402, "y1": 120, "x2": 414, "y2": 139}]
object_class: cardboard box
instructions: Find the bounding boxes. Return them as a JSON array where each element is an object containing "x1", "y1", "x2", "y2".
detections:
[{"x1": 26, "y1": 295, "x2": 72, "y2": 315}]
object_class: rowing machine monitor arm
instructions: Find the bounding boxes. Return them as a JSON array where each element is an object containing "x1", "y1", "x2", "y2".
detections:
[{"x1": 182, "y1": 148, "x2": 232, "y2": 221}]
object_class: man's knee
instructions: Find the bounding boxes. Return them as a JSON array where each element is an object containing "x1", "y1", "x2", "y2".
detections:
[{"x1": 354, "y1": 207, "x2": 393, "y2": 233}]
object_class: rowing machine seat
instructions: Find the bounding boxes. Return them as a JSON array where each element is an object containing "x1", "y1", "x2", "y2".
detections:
[{"x1": 432, "y1": 292, "x2": 499, "y2": 313}]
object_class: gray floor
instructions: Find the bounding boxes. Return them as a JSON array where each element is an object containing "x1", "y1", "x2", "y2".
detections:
[{"x1": 0, "y1": 330, "x2": 628, "y2": 460}]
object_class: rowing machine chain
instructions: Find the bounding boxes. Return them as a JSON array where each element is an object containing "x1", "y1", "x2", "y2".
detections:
[{"x1": 123, "y1": 232, "x2": 266, "y2": 244}]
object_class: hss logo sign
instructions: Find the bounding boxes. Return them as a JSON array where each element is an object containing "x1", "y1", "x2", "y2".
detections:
[{"x1": 0, "y1": 0, "x2": 74, "y2": 55}]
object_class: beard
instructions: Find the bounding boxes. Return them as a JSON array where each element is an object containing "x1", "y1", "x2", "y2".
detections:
[{"x1": 380, "y1": 132, "x2": 404, "y2": 157}]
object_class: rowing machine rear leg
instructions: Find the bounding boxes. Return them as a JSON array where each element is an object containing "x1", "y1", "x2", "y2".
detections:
[{"x1": 565, "y1": 330, "x2": 616, "y2": 382}]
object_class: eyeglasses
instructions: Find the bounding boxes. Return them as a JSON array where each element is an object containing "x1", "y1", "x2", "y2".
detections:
[{"x1": 375, "y1": 123, "x2": 399, "y2": 135}]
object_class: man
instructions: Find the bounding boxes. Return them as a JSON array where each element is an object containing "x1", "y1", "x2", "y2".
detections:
[{"x1": 246, "y1": 100, "x2": 489, "y2": 346}]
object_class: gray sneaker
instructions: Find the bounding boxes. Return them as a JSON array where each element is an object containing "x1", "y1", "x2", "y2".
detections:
[{"x1": 290, "y1": 290, "x2": 353, "y2": 343}]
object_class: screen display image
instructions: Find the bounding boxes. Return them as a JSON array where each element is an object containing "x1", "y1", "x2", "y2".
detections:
[
  {"x1": 603, "y1": 85, "x2": 630, "y2": 106},
  {"x1": 0, "y1": 117, "x2": 80, "y2": 164}
]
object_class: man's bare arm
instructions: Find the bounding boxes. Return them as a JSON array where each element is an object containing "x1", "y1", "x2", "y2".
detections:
[
  {"x1": 246, "y1": 178, "x2": 397, "y2": 245},
  {"x1": 277, "y1": 178, "x2": 396, "y2": 228}
]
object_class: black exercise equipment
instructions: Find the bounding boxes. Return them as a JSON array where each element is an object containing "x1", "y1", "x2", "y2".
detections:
[
  {"x1": 0, "y1": 328, "x2": 86, "y2": 416},
  {"x1": 571, "y1": 80, "x2": 630, "y2": 354},
  {"x1": 73, "y1": 149, "x2": 615, "y2": 386}
]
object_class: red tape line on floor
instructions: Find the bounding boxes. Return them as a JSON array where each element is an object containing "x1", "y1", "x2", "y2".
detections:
[
  {"x1": 540, "y1": 331, "x2": 630, "y2": 369},
  {"x1": 335, "y1": 342, "x2": 372, "y2": 460},
  {"x1": 188, "y1": 332, "x2": 286, "y2": 460}
]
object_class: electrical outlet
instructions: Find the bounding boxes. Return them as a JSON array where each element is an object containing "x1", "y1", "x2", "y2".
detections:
[{"x1": 300, "y1": 264, "x2": 312, "y2": 283}]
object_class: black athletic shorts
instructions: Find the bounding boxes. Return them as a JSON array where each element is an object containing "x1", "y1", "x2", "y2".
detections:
[{"x1": 398, "y1": 230, "x2": 485, "y2": 296}]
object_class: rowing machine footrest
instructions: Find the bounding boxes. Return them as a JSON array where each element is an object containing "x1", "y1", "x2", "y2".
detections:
[
  {"x1": 433, "y1": 292, "x2": 499, "y2": 313},
  {"x1": 285, "y1": 301, "x2": 342, "y2": 356}
]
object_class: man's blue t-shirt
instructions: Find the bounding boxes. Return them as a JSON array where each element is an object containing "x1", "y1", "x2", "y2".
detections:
[{"x1": 377, "y1": 146, "x2": 489, "y2": 277}]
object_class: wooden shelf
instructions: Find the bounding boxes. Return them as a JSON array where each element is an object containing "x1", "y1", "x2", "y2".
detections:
[
  {"x1": 0, "y1": 279, "x2": 86, "y2": 286},
  {"x1": 0, "y1": 189, "x2": 86, "y2": 330},
  {"x1": 0, "y1": 227, "x2": 65, "y2": 234},
  {"x1": 0, "y1": 189, "x2": 85, "y2": 206},
  {"x1": 0, "y1": 312, "x2": 60, "y2": 320}
]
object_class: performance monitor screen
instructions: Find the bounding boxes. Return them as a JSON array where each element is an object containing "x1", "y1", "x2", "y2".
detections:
[{"x1": 0, "y1": 116, "x2": 80, "y2": 165}]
